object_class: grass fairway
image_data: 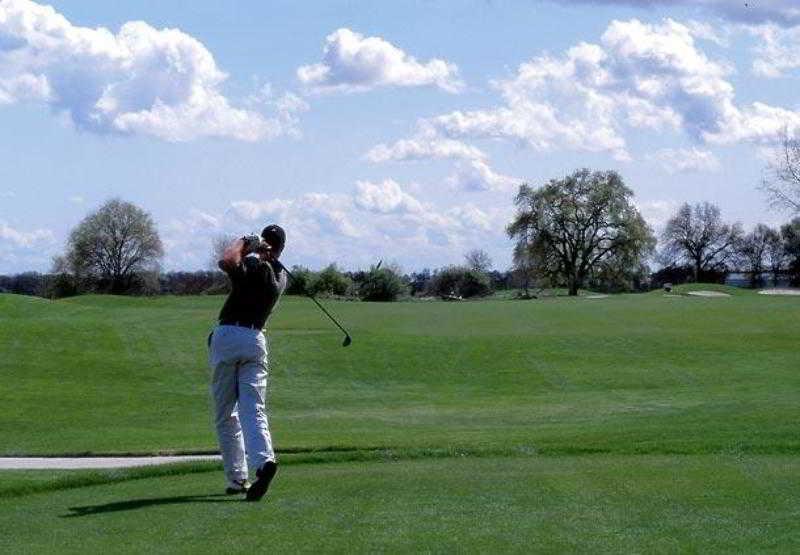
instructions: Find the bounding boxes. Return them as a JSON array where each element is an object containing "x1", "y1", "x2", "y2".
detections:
[
  {"x1": 2, "y1": 455, "x2": 799, "y2": 553},
  {"x1": 1, "y1": 289, "x2": 799, "y2": 550}
]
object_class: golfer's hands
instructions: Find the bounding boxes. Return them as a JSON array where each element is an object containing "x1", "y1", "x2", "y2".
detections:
[
  {"x1": 256, "y1": 242, "x2": 275, "y2": 261},
  {"x1": 241, "y1": 234, "x2": 261, "y2": 255}
]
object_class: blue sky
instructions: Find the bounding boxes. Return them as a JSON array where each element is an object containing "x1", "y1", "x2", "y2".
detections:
[{"x1": 1, "y1": 0, "x2": 799, "y2": 273}]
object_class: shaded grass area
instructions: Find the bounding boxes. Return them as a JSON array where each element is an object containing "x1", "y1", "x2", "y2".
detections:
[
  {"x1": 1, "y1": 455, "x2": 798, "y2": 553},
  {"x1": 1, "y1": 291, "x2": 799, "y2": 456}
]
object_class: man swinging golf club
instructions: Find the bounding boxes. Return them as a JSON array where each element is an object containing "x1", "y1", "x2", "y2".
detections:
[{"x1": 208, "y1": 224, "x2": 287, "y2": 501}]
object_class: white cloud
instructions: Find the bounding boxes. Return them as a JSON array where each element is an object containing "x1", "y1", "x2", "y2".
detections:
[
  {"x1": 297, "y1": 28, "x2": 463, "y2": 93},
  {"x1": 540, "y1": 1, "x2": 800, "y2": 28},
  {"x1": 365, "y1": 134, "x2": 485, "y2": 163},
  {"x1": 446, "y1": 159, "x2": 520, "y2": 192},
  {"x1": 0, "y1": 0, "x2": 288, "y2": 141},
  {"x1": 354, "y1": 179, "x2": 424, "y2": 214},
  {"x1": 0, "y1": 221, "x2": 54, "y2": 247},
  {"x1": 69, "y1": 195, "x2": 85, "y2": 204},
  {"x1": 649, "y1": 147, "x2": 721, "y2": 174},
  {"x1": 158, "y1": 181, "x2": 511, "y2": 270},
  {"x1": 634, "y1": 199, "x2": 679, "y2": 231},
  {"x1": 748, "y1": 25, "x2": 800, "y2": 77},
  {"x1": 425, "y1": 18, "x2": 800, "y2": 159}
]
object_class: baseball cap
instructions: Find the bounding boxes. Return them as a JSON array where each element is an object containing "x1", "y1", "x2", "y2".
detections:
[{"x1": 261, "y1": 224, "x2": 286, "y2": 253}]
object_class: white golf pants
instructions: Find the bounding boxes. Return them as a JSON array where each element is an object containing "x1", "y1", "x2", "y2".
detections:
[{"x1": 208, "y1": 325, "x2": 275, "y2": 483}]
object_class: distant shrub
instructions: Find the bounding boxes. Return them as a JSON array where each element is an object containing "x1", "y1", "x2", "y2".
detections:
[
  {"x1": 285, "y1": 266, "x2": 314, "y2": 295},
  {"x1": 309, "y1": 264, "x2": 352, "y2": 296},
  {"x1": 42, "y1": 273, "x2": 78, "y2": 299},
  {"x1": 428, "y1": 266, "x2": 492, "y2": 299},
  {"x1": 359, "y1": 267, "x2": 407, "y2": 301}
]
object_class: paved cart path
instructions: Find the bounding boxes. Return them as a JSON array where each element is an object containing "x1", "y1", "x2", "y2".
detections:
[{"x1": 0, "y1": 455, "x2": 221, "y2": 470}]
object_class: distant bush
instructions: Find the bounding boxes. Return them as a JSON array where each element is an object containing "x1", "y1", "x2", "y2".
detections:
[
  {"x1": 428, "y1": 266, "x2": 492, "y2": 299},
  {"x1": 309, "y1": 264, "x2": 352, "y2": 296},
  {"x1": 284, "y1": 265, "x2": 314, "y2": 295},
  {"x1": 359, "y1": 267, "x2": 407, "y2": 301}
]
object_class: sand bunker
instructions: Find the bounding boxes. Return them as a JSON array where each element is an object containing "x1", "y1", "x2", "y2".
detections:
[
  {"x1": 687, "y1": 291, "x2": 731, "y2": 298},
  {"x1": 758, "y1": 288, "x2": 800, "y2": 296},
  {"x1": 584, "y1": 294, "x2": 609, "y2": 299}
]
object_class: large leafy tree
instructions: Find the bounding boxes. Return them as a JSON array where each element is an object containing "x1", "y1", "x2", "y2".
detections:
[
  {"x1": 58, "y1": 199, "x2": 163, "y2": 294},
  {"x1": 507, "y1": 168, "x2": 655, "y2": 296},
  {"x1": 660, "y1": 202, "x2": 743, "y2": 282}
]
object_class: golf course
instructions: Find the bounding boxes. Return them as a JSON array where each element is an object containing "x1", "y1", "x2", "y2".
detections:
[{"x1": 1, "y1": 287, "x2": 799, "y2": 552}]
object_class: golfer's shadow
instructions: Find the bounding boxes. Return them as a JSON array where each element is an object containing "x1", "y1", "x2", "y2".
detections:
[{"x1": 62, "y1": 493, "x2": 237, "y2": 518}]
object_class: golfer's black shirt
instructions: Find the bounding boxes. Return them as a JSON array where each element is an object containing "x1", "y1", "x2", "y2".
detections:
[{"x1": 218, "y1": 255, "x2": 287, "y2": 329}]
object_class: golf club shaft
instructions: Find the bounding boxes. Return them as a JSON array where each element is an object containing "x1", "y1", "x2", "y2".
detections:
[{"x1": 273, "y1": 260, "x2": 352, "y2": 340}]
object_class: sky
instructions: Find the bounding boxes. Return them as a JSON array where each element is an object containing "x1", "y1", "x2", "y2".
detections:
[{"x1": 1, "y1": 0, "x2": 799, "y2": 274}]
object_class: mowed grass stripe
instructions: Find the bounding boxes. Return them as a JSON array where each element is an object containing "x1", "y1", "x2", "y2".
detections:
[
  {"x1": 1, "y1": 455, "x2": 798, "y2": 553},
  {"x1": 1, "y1": 291, "x2": 799, "y2": 457}
]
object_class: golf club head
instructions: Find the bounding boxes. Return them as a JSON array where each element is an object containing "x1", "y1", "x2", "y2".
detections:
[{"x1": 342, "y1": 335, "x2": 352, "y2": 347}]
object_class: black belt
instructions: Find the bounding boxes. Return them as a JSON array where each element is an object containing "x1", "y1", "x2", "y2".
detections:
[{"x1": 219, "y1": 320, "x2": 262, "y2": 330}]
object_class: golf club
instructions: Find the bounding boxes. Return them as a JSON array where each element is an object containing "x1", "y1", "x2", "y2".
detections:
[{"x1": 272, "y1": 259, "x2": 353, "y2": 347}]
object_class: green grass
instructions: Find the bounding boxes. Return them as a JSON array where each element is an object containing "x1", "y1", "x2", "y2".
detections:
[
  {"x1": 2, "y1": 291, "x2": 798, "y2": 456},
  {"x1": 1, "y1": 455, "x2": 798, "y2": 553},
  {"x1": 1, "y1": 290, "x2": 799, "y2": 551}
]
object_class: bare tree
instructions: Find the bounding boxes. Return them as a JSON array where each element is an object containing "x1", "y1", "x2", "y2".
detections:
[
  {"x1": 508, "y1": 169, "x2": 655, "y2": 296},
  {"x1": 60, "y1": 199, "x2": 163, "y2": 294},
  {"x1": 464, "y1": 249, "x2": 493, "y2": 273},
  {"x1": 782, "y1": 218, "x2": 800, "y2": 286},
  {"x1": 661, "y1": 202, "x2": 743, "y2": 282},
  {"x1": 738, "y1": 224, "x2": 778, "y2": 288},
  {"x1": 762, "y1": 129, "x2": 800, "y2": 213},
  {"x1": 765, "y1": 227, "x2": 787, "y2": 286}
]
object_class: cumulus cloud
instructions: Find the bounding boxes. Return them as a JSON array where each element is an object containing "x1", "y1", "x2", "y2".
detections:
[
  {"x1": 649, "y1": 147, "x2": 721, "y2": 173},
  {"x1": 0, "y1": 0, "x2": 289, "y2": 141},
  {"x1": 297, "y1": 28, "x2": 463, "y2": 93},
  {"x1": 446, "y1": 159, "x2": 520, "y2": 192},
  {"x1": 162, "y1": 183, "x2": 507, "y2": 269},
  {"x1": 634, "y1": 199, "x2": 679, "y2": 230},
  {"x1": 748, "y1": 25, "x2": 800, "y2": 77},
  {"x1": 0, "y1": 220, "x2": 54, "y2": 247},
  {"x1": 354, "y1": 179, "x2": 424, "y2": 214},
  {"x1": 424, "y1": 18, "x2": 800, "y2": 159},
  {"x1": 365, "y1": 134, "x2": 485, "y2": 163},
  {"x1": 0, "y1": 219, "x2": 56, "y2": 272},
  {"x1": 540, "y1": 0, "x2": 800, "y2": 28}
]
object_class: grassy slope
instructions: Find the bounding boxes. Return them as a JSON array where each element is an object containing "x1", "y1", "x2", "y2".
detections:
[
  {"x1": 2, "y1": 291, "x2": 799, "y2": 551},
  {"x1": 1, "y1": 291, "x2": 799, "y2": 455},
  {"x1": 1, "y1": 455, "x2": 798, "y2": 553}
]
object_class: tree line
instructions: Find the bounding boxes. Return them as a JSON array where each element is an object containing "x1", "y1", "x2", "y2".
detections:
[{"x1": 3, "y1": 133, "x2": 799, "y2": 300}]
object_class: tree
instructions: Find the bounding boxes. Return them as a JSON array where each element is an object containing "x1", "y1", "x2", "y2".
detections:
[
  {"x1": 507, "y1": 168, "x2": 655, "y2": 296},
  {"x1": 738, "y1": 224, "x2": 778, "y2": 288},
  {"x1": 661, "y1": 202, "x2": 743, "y2": 282},
  {"x1": 309, "y1": 264, "x2": 352, "y2": 296},
  {"x1": 60, "y1": 199, "x2": 163, "y2": 294},
  {"x1": 762, "y1": 129, "x2": 800, "y2": 213},
  {"x1": 510, "y1": 236, "x2": 537, "y2": 297},
  {"x1": 765, "y1": 227, "x2": 788, "y2": 286},
  {"x1": 284, "y1": 265, "x2": 314, "y2": 295},
  {"x1": 428, "y1": 266, "x2": 492, "y2": 299},
  {"x1": 359, "y1": 264, "x2": 407, "y2": 301},
  {"x1": 781, "y1": 218, "x2": 800, "y2": 285},
  {"x1": 464, "y1": 249, "x2": 493, "y2": 273}
]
